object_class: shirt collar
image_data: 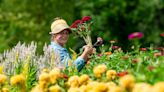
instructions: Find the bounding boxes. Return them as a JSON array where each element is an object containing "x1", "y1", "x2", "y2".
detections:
[{"x1": 51, "y1": 41, "x2": 67, "y2": 51}]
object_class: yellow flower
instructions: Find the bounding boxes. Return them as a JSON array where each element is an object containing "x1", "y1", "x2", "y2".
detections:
[
  {"x1": 42, "y1": 68, "x2": 50, "y2": 73},
  {"x1": 93, "y1": 70, "x2": 102, "y2": 78},
  {"x1": 93, "y1": 82, "x2": 108, "y2": 92},
  {"x1": 0, "y1": 74, "x2": 7, "y2": 84},
  {"x1": 0, "y1": 65, "x2": 3, "y2": 74},
  {"x1": 119, "y1": 74, "x2": 135, "y2": 91},
  {"x1": 68, "y1": 87, "x2": 81, "y2": 92},
  {"x1": 49, "y1": 68, "x2": 61, "y2": 84},
  {"x1": 10, "y1": 74, "x2": 25, "y2": 86},
  {"x1": 49, "y1": 85, "x2": 62, "y2": 92},
  {"x1": 79, "y1": 74, "x2": 90, "y2": 85},
  {"x1": 79, "y1": 85, "x2": 87, "y2": 91},
  {"x1": 110, "y1": 86, "x2": 122, "y2": 92},
  {"x1": 93, "y1": 64, "x2": 107, "y2": 78},
  {"x1": 2, "y1": 87, "x2": 9, "y2": 92},
  {"x1": 30, "y1": 85, "x2": 43, "y2": 92},
  {"x1": 39, "y1": 81, "x2": 48, "y2": 90},
  {"x1": 153, "y1": 82, "x2": 164, "y2": 92},
  {"x1": 106, "y1": 82, "x2": 116, "y2": 87},
  {"x1": 69, "y1": 48, "x2": 77, "y2": 61},
  {"x1": 106, "y1": 70, "x2": 117, "y2": 80},
  {"x1": 68, "y1": 75, "x2": 79, "y2": 87},
  {"x1": 132, "y1": 83, "x2": 152, "y2": 92},
  {"x1": 39, "y1": 72, "x2": 50, "y2": 82},
  {"x1": 85, "y1": 81, "x2": 98, "y2": 91}
]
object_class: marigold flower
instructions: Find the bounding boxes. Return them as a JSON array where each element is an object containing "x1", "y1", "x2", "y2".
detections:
[
  {"x1": 79, "y1": 74, "x2": 90, "y2": 85},
  {"x1": 68, "y1": 87, "x2": 81, "y2": 92},
  {"x1": 119, "y1": 74, "x2": 135, "y2": 90},
  {"x1": 128, "y1": 32, "x2": 144, "y2": 40},
  {"x1": 93, "y1": 64, "x2": 107, "y2": 78},
  {"x1": 10, "y1": 74, "x2": 26, "y2": 86},
  {"x1": 30, "y1": 85, "x2": 43, "y2": 92},
  {"x1": 0, "y1": 74, "x2": 7, "y2": 84},
  {"x1": 106, "y1": 82, "x2": 116, "y2": 87},
  {"x1": 106, "y1": 70, "x2": 117, "y2": 80},
  {"x1": 79, "y1": 85, "x2": 87, "y2": 91},
  {"x1": 2, "y1": 87, "x2": 9, "y2": 92},
  {"x1": 132, "y1": 83, "x2": 152, "y2": 92},
  {"x1": 68, "y1": 75, "x2": 79, "y2": 87},
  {"x1": 85, "y1": 81, "x2": 98, "y2": 91},
  {"x1": 93, "y1": 83, "x2": 108, "y2": 92},
  {"x1": 110, "y1": 86, "x2": 122, "y2": 92},
  {"x1": 49, "y1": 68, "x2": 61, "y2": 84},
  {"x1": 39, "y1": 81, "x2": 48, "y2": 90},
  {"x1": 39, "y1": 72, "x2": 50, "y2": 82},
  {"x1": 153, "y1": 82, "x2": 164, "y2": 92},
  {"x1": 49, "y1": 85, "x2": 62, "y2": 92}
]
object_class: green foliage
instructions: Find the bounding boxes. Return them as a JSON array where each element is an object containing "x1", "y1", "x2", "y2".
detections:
[{"x1": 0, "y1": 0, "x2": 164, "y2": 53}]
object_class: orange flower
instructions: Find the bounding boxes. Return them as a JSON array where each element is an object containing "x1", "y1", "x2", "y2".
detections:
[{"x1": 104, "y1": 52, "x2": 112, "y2": 55}]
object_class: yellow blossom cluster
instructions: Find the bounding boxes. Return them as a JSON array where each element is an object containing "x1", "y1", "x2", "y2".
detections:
[
  {"x1": 119, "y1": 74, "x2": 135, "y2": 91},
  {"x1": 106, "y1": 70, "x2": 117, "y2": 80},
  {"x1": 0, "y1": 74, "x2": 7, "y2": 85},
  {"x1": 10, "y1": 74, "x2": 25, "y2": 86},
  {"x1": 93, "y1": 64, "x2": 107, "y2": 78},
  {"x1": 31, "y1": 68, "x2": 62, "y2": 92}
]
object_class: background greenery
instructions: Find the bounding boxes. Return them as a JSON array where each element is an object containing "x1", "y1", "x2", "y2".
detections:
[{"x1": 0, "y1": 0, "x2": 164, "y2": 53}]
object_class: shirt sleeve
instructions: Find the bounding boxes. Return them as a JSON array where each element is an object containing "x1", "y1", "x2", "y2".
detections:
[{"x1": 73, "y1": 57, "x2": 85, "y2": 72}]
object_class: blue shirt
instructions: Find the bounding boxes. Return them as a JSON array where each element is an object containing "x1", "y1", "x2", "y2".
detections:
[{"x1": 50, "y1": 42, "x2": 85, "y2": 72}]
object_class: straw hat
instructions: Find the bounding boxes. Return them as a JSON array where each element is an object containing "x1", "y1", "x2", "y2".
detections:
[{"x1": 50, "y1": 17, "x2": 71, "y2": 34}]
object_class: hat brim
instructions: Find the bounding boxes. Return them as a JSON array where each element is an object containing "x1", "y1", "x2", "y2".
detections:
[{"x1": 49, "y1": 24, "x2": 71, "y2": 34}]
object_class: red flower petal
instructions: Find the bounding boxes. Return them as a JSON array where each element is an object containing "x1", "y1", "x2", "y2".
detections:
[
  {"x1": 71, "y1": 20, "x2": 82, "y2": 28},
  {"x1": 82, "y1": 16, "x2": 91, "y2": 22},
  {"x1": 60, "y1": 74, "x2": 68, "y2": 80},
  {"x1": 117, "y1": 71, "x2": 128, "y2": 77},
  {"x1": 160, "y1": 32, "x2": 164, "y2": 37}
]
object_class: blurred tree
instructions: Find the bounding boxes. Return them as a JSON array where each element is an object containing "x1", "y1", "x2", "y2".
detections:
[{"x1": 0, "y1": 0, "x2": 164, "y2": 53}]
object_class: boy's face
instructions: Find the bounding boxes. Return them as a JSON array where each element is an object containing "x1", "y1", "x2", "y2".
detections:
[{"x1": 54, "y1": 29, "x2": 69, "y2": 46}]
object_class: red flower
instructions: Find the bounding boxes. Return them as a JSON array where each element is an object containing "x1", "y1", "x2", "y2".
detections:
[
  {"x1": 140, "y1": 48, "x2": 147, "y2": 51},
  {"x1": 60, "y1": 74, "x2": 68, "y2": 80},
  {"x1": 117, "y1": 71, "x2": 128, "y2": 77},
  {"x1": 71, "y1": 20, "x2": 82, "y2": 28},
  {"x1": 112, "y1": 46, "x2": 120, "y2": 50},
  {"x1": 160, "y1": 32, "x2": 164, "y2": 37},
  {"x1": 82, "y1": 16, "x2": 91, "y2": 23}
]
